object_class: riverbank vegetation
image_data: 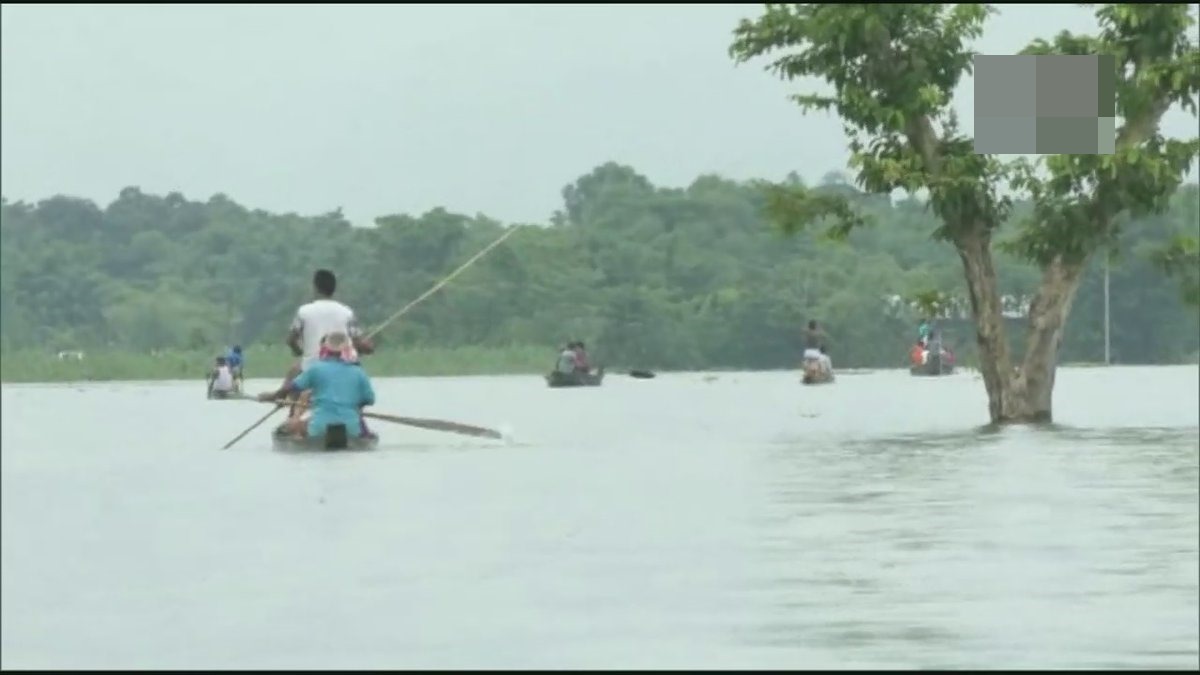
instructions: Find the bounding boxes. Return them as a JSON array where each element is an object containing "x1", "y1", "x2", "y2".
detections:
[{"x1": 2, "y1": 167, "x2": 1196, "y2": 384}]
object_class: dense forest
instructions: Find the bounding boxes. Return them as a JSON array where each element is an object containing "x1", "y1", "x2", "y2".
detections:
[{"x1": 1, "y1": 163, "x2": 1197, "y2": 372}]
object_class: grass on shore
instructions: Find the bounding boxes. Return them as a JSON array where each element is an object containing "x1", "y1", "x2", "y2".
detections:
[{"x1": 0, "y1": 344, "x2": 555, "y2": 383}]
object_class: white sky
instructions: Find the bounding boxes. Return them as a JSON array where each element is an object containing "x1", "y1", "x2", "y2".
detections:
[{"x1": 2, "y1": 3, "x2": 1196, "y2": 226}]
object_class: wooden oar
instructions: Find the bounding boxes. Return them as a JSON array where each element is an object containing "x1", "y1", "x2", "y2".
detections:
[
  {"x1": 218, "y1": 227, "x2": 520, "y2": 450},
  {"x1": 250, "y1": 395, "x2": 503, "y2": 441},
  {"x1": 362, "y1": 411, "x2": 503, "y2": 440}
]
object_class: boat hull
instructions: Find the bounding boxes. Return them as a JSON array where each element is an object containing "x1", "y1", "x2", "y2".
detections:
[
  {"x1": 271, "y1": 424, "x2": 380, "y2": 452},
  {"x1": 801, "y1": 359, "x2": 835, "y2": 385},
  {"x1": 546, "y1": 367, "x2": 606, "y2": 388},
  {"x1": 910, "y1": 353, "x2": 955, "y2": 376}
]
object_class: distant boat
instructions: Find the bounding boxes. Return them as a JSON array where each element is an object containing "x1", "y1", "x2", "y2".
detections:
[
  {"x1": 546, "y1": 366, "x2": 606, "y2": 388},
  {"x1": 910, "y1": 349, "x2": 955, "y2": 376},
  {"x1": 207, "y1": 382, "x2": 243, "y2": 400}
]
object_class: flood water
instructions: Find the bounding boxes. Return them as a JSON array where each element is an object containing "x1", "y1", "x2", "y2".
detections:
[{"x1": 2, "y1": 366, "x2": 1197, "y2": 669}]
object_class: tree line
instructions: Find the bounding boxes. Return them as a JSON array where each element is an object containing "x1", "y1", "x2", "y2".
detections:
[{"x1": 1, "y1": 164, "x2": 1196, "y2": 371}]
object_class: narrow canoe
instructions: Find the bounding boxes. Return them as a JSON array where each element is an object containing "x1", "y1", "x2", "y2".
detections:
[
  {"x1": 270, "y1": 424, "x2": 380, "y2": 452},
  {"x1": 801, "y1": 360, "x2": 835, "y2": 385},
  {"x1": 909, "y1": 353, "x2": 955, "y2": 376},
  {"x1": 546, "y1": 367, "x2": 606, "y2": 388}
]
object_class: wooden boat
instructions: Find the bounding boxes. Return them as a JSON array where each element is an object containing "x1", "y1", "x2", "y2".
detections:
[
  {"x1": 546, "y1": 366, "x2": 606, "y2": 388},
  {"x1": 207, "y1": 385, "x2": 243, "y2": 400},
  {"x1": 910, "y1": 351, "x2": 955, "y2": 376},
  {"x1": 801, "y1": 359, "x2": 835, "y2": 385},
  {"x1": 270, "y1": 423, "x2": 380, "y2": 452}
]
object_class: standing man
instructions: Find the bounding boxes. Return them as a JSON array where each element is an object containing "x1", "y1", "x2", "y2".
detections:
[
  {"x1": 802, "y1": 320, "x2": 827, "y2": 364},
  {"x1": 918, "y1": 317, "x2": 932, "y2": 344},
  {"x1": 269, "y1": 269, "x2": 376, "y2": 428},
  {"x1": 288, "y1": 269, "x2": 375, "y2": 372},
  {"x1": 226, "y1": 345, "x2": 245, "y2": 386}
]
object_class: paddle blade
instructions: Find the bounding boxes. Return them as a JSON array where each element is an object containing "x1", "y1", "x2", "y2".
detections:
[{"x1": 364, "y1": 412, "x2": 503, "y2": 440}]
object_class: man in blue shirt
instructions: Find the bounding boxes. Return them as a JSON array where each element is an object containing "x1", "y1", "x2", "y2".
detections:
[
  {"x1": 225, "y1": 345, "x2": 245, "y2": 383},
  {"x1": 261, "y1": 332, "x2": 375, "y2": 439}
]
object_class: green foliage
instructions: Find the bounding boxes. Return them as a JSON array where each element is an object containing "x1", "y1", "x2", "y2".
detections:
[
  {"x1": 729, "y1": 2, "x2": 1199, "y2": 392},
  {"x1": 1152, "y1": 232, "x2": 1200, "y2": 308},
  {"x1": 0, "y1": 344, "x2": 553, "y2": 383},
  {"x1": 1, "y1": 165, "x2": 1197, "y2": 378},
  {"x1": 730, "y1": 3, "x2": 1010, "y2": 241}
]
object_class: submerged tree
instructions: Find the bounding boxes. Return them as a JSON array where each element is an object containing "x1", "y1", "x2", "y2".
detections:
[{"x1": 731, "y1": 3, "x2": 1199, "y2": 424}]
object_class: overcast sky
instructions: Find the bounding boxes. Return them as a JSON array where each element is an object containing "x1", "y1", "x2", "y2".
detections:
[{"x1": 2, "y1": 4, "x2": 1196, "y2": 226}]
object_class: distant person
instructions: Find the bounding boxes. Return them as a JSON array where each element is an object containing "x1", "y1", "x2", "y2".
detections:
[
  {"x1": 208, "y1": 356, "x2": 237, "y2": 398},
  {"x1": 818, "y1": 344, "x2": 833, "y2": 376},
  {"x1": 572, "y1": 341, "x2": 591, "y2": 375},
  {"x1": 918, "y1": 318, "x2": 932, "y2": 344},
  {"x1": 928, "y1": 328, "x2": 943, "y2": 354},
  {"x1": 910, "y1": 341, "x2": 925, "y2": 367},
  {"x1": 264, "y1": 332, "x2": 376, "y2": 440},
  {"x1": 555, "y1": 344, "x2": 577, "y2": 375},
  {"x1": 802, "y1": 320, "x2": 826, "y2": 364},
  {"x1": 226, "y1": 345, "x2": 245, "y2": 383}
]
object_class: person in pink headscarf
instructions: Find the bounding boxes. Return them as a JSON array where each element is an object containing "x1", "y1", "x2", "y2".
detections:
[
  {"x1": 319, "y1": 337, "x2": 359, "y2": 364},
  {"x1": 315, "y1": 335, "x2": 374, "y2": 437},
  {"x1": 261, "y1": 332, "x2": 376, "y2": 439}
]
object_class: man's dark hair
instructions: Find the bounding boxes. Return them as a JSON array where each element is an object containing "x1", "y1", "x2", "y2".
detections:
[
  {"x1": 807, "y1": 320, "x2": 817, "y2": 330},
  {"x1": 314, "y1": 269, "x2": 337, "y2": 296}
]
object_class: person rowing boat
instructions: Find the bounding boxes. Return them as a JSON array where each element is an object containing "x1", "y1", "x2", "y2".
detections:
[{"x1": 260, "y1": 331, "x2": 377, "y2": 442}]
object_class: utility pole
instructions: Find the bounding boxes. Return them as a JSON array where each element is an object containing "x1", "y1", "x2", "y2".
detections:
[{"x1": 1103, "y1": 256, "x2": 1111, "y2": 365}]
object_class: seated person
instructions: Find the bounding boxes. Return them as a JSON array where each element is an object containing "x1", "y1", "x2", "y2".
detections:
[
  {"x1": 818, "y1": 344, "x2": 833, "y2": 375},
  {"x1": 572, "y1": 341, "x2": 591, "y2": 375},
  {"x1": 208, "y1": 356, "x2": 237, "y2": 397},
  {"x1": 261, "y1": 332, "x2": 375, "y2": 440}
]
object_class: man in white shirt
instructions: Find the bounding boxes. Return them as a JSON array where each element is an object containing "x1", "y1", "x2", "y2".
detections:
[
  {"x1": 286, "y1": 269, "x2": 375, "y2": 371},
  {"x1": 208, "y1": 356, "x2": 237, "y2": 399}
]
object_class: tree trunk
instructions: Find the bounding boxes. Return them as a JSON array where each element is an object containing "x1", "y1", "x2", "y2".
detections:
[
  {"x1": 956, "y1": 227, "x2": 1090, "y2": 425},
  {"x1": 1008, "y1": 255, "x2": 1089, "y2": 423},
  {"x1": 954, "y1": 228, "x2": 1018, "y2": 423}
]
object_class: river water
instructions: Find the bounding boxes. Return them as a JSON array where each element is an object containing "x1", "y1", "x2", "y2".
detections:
[{"x1": 2, "y1": 366, "x2": 1197, "y2": 669}]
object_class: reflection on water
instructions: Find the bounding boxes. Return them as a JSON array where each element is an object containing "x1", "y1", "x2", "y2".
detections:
[
  {"x1": 753, "y1": 419, "x2": 1198, "y2": 670},
  {"x1": 2, "y1": 367, "x2": 1197, "y2": 669}
]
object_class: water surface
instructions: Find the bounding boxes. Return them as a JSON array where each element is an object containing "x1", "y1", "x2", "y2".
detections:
[{"x1": 2, "y1": 366, "x2": 1197, "y2": 668}]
